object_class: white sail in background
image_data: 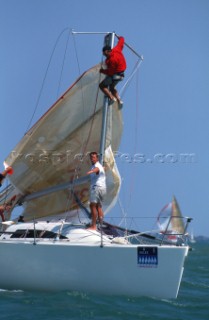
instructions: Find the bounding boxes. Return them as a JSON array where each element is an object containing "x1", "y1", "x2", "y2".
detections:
[
  {"x1": 3, "y1": 64, "x2": 123, "y2": 220},
  {"x1": 190, "y1": 229, "x2": 196, "y2": 243},
  {"x1": 157, "y1": 196, "x2": 185, "y2": 235}
]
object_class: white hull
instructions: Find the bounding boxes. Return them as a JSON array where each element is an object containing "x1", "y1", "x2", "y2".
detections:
[{"x1": 0, "y1": 229, "x2": 188, "y2": 298}]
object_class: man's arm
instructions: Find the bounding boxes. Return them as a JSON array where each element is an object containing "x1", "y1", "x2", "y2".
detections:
[{"x1": 87, "y1": 167, "x2": 99, "y2": 175}]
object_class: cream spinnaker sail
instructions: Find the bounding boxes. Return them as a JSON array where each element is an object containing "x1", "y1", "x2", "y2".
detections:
[{"x1": 2, "y1": 64, "x2": 123, "y2": 221}]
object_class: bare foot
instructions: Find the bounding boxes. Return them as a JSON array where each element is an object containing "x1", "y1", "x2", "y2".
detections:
[{"x1": 87, "y1": 226, "x2": 97, "y2": 231}]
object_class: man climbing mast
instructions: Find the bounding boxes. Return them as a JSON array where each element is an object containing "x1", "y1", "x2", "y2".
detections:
[{"x1": 99, "y1": 35, "x2": 126, "y2": 107}]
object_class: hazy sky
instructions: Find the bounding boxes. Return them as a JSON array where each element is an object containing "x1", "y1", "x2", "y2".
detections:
[{"x1": 1, "y1": 0, "x2": 209, "y2": 236}]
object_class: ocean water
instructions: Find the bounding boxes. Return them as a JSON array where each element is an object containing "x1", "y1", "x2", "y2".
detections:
[{"x1": 0, "y1": 240, "x2": 208, "y2": 320}]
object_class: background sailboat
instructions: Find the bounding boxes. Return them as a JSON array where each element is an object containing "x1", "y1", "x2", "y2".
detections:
[
  {"x1": 157, "y1": 196, "x2": 186, "y2": 241},
  {"x1": 190, "y1": 228, "x2": 196, "y2": 243}
]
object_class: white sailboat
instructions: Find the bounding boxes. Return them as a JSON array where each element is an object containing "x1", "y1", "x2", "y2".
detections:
[
  {"x1": 157, "y1": 196, "x2": 188, "y2": 243},
  {"x1": 0, "y1": 32, "x2": 191, "y2": 298},
  {"x1": 189, "y1": 229, "x2": 196, "y2": 243}
]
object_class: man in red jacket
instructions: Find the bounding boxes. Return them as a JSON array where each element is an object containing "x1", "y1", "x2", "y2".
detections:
[{"x1": 99, "y1": 36, "x2": 126, "y2": 107}]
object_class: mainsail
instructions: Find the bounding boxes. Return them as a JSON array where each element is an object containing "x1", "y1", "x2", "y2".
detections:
[{"x1": 2, "y1": 64, "x2": 123, "y2": 220}]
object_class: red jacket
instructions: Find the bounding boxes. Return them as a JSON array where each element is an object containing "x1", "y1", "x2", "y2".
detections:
[{"x1": 102, "y1": 37, "x2": 126, "y2": 76}]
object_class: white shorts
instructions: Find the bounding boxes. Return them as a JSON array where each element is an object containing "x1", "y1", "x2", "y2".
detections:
[{"x1": 90, "y1": 186, "x2": 106, "y2": 205}]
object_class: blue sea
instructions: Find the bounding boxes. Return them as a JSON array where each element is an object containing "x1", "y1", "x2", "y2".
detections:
[{"x1": 0, "y1": 239, "x2": 208, "y2": 320}]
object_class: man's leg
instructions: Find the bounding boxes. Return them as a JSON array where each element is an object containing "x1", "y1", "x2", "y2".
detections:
[
  {"x1": 88, "y1": 202, "x2": 98, "y2": 230},
  {"x1": 110, "y1": 83, "x2": 123, "y2": 104},
  {"x1": 99, "y1": 77, "x2": 116, "y2": 101},
  {"x1": 99, "y1": 85, "x2": 116, "y2": 100},
  {"x1": 110, "y1": 87, "x2": 120, "y2": 101}
]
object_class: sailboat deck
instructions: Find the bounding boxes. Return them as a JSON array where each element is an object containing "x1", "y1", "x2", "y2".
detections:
[{"x1": 0, "y1": 220, "x2": 189, "y2": 247}]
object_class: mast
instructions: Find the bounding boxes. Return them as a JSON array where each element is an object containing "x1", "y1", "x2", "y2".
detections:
[{"x1": 99, "y1": 32, "x2": 115, "y2": 164}]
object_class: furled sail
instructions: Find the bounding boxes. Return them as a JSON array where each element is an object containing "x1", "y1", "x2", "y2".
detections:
[{"x1": 3, "y1": 64, "x2": 123, "y2": 221}]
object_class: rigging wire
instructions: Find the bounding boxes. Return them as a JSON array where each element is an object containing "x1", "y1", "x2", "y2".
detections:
[
  {"x1": 116, "y1": 58, "x2": 143, "y2": 231},
  {"x1": 81, "y1": 63, "x2": 103, "y2": 155},
  {"x1": 56, "y1": 29, "x2": 71, "y2": 99},
  {"x1": 119, "y1": 58, "x2": 143, "y2": 98},
  {"x1": 25, "y1": 27, "x2": 71, "y2": 134},
  {"x1": 117, "y1": 197, "x2": 128, "y2": 235},
  {"x1": 22, "y1": 27, "x2": 78, "y2": 220},
  {"x1": 71, "y1": 32, "x2": 88, "y2": 162},
  {"x1": 127, "y1": 66, "x2": 140, "y2": 210},
  {"x1": 71, "y1": 34, "x2": 103, "y2": 157},
  {"x1": 71, "y1": 30, "x2": 82, "y2": 75},
  {"x1": 64, "y1": 32, "x2": 90, "y2": 219}
]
